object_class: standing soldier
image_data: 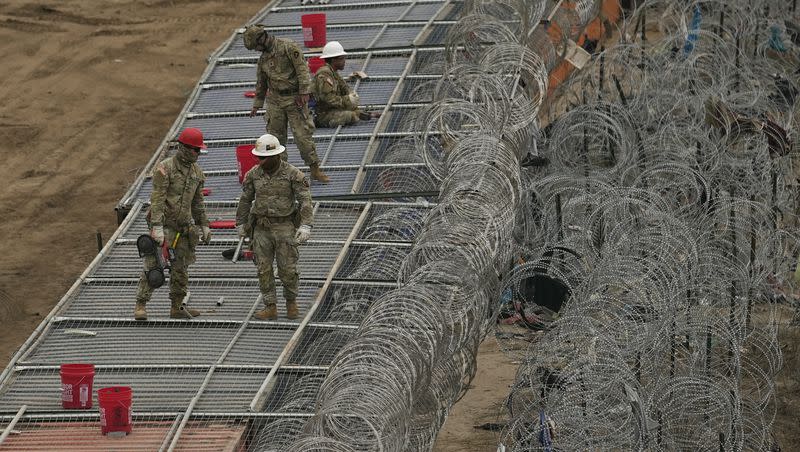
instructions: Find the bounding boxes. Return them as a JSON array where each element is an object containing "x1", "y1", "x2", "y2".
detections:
[
  {"x1": 236, "y1": 134, "x2": 314, "y2": 320},
  {"x1": 242, "y1": 24, "x2": 330, "y2": 184},
  {"x1": 313, "y1": 41, "x2": 380, "y2": 128},
  {"x1": 135, "y1": 128, "x2": 212, "y2": 320}
]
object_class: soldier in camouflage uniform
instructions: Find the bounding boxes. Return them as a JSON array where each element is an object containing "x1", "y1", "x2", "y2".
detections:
[
  {"x1": 242, "y1": 25, "x2": 330, "y2": 184},
  {"x1": 135, "y1": 128, "x2": 212, "y2": 320},
  {"x1": 236, "y1": 134, "x2": 314, "y2": 320},
  {"x1": 313, "y1": 41, "x2": 379, "y2": 128}
]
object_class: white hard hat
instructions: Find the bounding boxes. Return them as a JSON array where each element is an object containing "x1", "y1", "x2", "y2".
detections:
[
  {"x1": 252, "y1": 134, "x2": 285, "y2": 157},
  {"x1": 321, "y1": 41, "x2": 347, "y2": 59}
]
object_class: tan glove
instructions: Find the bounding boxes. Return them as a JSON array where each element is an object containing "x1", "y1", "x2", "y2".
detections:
[
  {"x1": 294, "y1": 225, "x2": 312, "y2": 244},
  {"x1": 200, "y1": 225, "x2": 212, "y2": 244},
  {"x1": 348, "y1": 92, "x2": 360, "y2": 108}
]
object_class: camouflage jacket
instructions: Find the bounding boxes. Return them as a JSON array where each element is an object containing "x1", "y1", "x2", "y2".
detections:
[
  {"x1": 149, "y1": 155, "x2": 208, "y2": 230},
  {"x1": 313, "y1": 64, "x2": 355, "y2": 115},
  {"x1": 236, "y1": 161, "x2": 313, "y2": 226},
  {"x1": 253, "y1": 37, "x2": 312, "y2": 108}
]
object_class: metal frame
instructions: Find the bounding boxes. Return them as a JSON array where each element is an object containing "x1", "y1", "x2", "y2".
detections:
[{"x1": 3, "y1": 1, "x2": 457, "y2": 449}]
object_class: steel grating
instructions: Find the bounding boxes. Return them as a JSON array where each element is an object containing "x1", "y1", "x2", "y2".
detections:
[
  {"x1": 190, "y1": 79, "x2": 397, "y2": 114},
  {"x1": 18, "y1": 321, "x2": 297, "y2": 368},
  {"x1": 0, "y1": 368, "x2": 285, "y2": 413},
  {"x1": 2, "y1": 0, "x2": 453, "y2": 449},
  {"x1": 363, "y1": 52, "x2": 416, "y2": 75},
  {"x1": 133, "y1": 161, "x2": 434, "y2": 203},
  {"x1": 177, "y1": 112, "x2": 379, "y2": 141},
  {"x1": 286, "y1": 326, "x2": 356, "y2": 366},
  {"x1": 164, "y1": 139, "x2": 330, "y2": 172},
  {"x1": 122, "y1": 201, "x2": 363, "y2": 242},
  {"x1": 135, "y1": 168, "x2": 357, "y2": 202},
  {"x1": 59, "y1": 280, "x2": 324, "y2": 321},
  {"x1": 220, "y1": 23, "x2": 454, "y2": 58},
  {"x1": 88, "y1": 241, "x2": 343, "y2": 280},
  {"x1": 257, "y1": 5, "x2": 413, "y2": 27}
]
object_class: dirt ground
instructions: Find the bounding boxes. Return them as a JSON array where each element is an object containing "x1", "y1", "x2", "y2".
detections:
[
  {"x1": 0, "y1": 2, "x2": 797, "y2": 451},
  {"x1": 0, "y1": 0, "x2": 264, "y2": 363}
]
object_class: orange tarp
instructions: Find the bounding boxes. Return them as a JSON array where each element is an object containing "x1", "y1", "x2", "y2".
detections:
[{"x1": 547, "y1": 0, "x2": 623, "y2": 95}]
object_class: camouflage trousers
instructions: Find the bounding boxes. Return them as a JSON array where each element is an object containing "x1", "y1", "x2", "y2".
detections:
[
  {"x1": 136, "y1": 226, "x2": 198, "y2": 306},
  {"x1": 316, "y1": 109, "x2": 359, "y2": 128},
  {"x1": 251, "y1": 220, "x2": 299, "y2": 307},
  {"x1": 266, "y1": 94, "x2": 320, "y2": 167}
]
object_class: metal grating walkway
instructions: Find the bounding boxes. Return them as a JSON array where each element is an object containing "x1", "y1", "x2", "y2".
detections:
[{"x1": 0, "y1": 0, "x2": 454, "y2": 449}]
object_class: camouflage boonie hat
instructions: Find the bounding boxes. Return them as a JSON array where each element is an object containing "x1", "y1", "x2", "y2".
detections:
[{"x1": 243, "y1": 25, "x2": 266, "y2": 50}]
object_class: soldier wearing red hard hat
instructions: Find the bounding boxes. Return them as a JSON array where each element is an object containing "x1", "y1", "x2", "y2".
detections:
[{"x1": 134, "y1": 127, "x2": 211, "y2": 321}]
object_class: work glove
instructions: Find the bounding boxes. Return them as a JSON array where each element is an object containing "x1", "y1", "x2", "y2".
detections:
[
  {"x1": 201, "y1": 225, "x2": 212, "y2": 244},
  {"x1": 348, "y1": 92, "x2": 360, "y2": 108},
  {"x1": 295, "y1": 225, "x2": 312, "y2": 244},
  {"x1": 237, "y1": 224, "x2": 248, "y2": 239},
  {"x1": 151, "y1": 225, "x2": 165, "y2": 245}
]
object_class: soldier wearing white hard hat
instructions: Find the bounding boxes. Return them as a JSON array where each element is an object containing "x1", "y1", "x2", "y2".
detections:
[
  {"x1": 236, "y1": 134, "x2": 314, "y2": 321},
  {"x1": 312, "y1": 41, "x2": 380, "y2": 128}
]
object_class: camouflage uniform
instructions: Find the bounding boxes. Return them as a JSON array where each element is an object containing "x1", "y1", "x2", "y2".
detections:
[
  {"x1": 313, "y1": 63, "x2": 360, "y2": 128},
  {"x1": 253, "y1": 38, "x2": 320, "y2": 167},
  {"x1": 236, "y1": 161, "x2": 313, "y2": 308},
  {"x1": 137, "y1": 145, "x2": 208, "y2": 311}
]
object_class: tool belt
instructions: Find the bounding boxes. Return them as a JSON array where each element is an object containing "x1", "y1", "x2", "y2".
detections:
[{"x1": 256, "y1": 215, "x2": 295, "y2": 228}]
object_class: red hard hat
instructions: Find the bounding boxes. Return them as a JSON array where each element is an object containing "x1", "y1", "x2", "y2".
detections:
[{"x1": 177, "y1": 128, "x2": 207, "y2": 149}]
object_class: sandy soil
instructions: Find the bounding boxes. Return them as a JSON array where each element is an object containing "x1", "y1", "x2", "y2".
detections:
[
  {"x1": 0, "y1": 0, "x2": 263, "y2": 364},
  {"x1": 433, "y1": 338, "x2": 518, "y2": 452},
  {"x1": 0, "y1": 2, "x2": 797, "y2": 452}
]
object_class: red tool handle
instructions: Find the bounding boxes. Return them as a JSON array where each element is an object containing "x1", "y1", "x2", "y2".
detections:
[{"x1": 209, "y1": 220, "x2": 236, "y2": 229}]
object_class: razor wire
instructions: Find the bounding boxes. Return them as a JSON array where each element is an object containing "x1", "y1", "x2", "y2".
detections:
[
  {"x1": 272, "y1": 0, "x2": 594, "y2": 451},
  {"x1": 499, "y1": 0, "x2": 798, "y2": 450}
]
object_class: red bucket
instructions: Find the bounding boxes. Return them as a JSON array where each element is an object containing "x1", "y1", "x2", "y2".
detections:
[
  {"x1": 60, "y1": 363, "x2": 94, "y2": 409},
  {"x1": 301, "y1": 13, "x2": 327, "y2": 48},
  {"x1": 236, "y1": 144, "x2": 258, "y2": 184},
  {"x1": 98, "y1": 386, "x2": 133, "y2": 435},
  {"x1": 308, "y1": 56, "x2": 325, "y2": 74}
]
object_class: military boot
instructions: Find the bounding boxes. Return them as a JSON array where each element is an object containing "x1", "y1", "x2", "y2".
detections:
[
  {"x1": 286, "y1": 300, "x2": 300, "y2": 320},
  {"x1": 134, "y1": 302, "x2": 147, "y2": 321},
  {"x1": 254, "y1": 304, "x2": 278, "y2": 320},
  {"x1": 310, "y1": 164, "x2": 330, "y2": 184},
  {"x1": 170, "y1": 299, "x2": 200, "y2": 319}
]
